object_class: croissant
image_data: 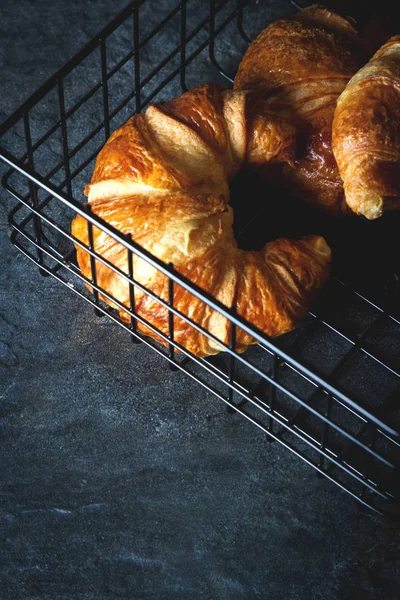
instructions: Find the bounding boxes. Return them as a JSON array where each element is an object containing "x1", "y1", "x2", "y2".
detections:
[
  {"x1": 234, "y1": 5, "x2": 363, "y2": 214},
  {"x1": 332, "y1": 36, "x2": 400, "y2": 219},
  {"x1": 72, "y1": 84, "x2": 331, "y2": 357}
]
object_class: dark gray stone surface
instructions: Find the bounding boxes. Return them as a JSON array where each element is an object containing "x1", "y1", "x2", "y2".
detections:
[{"x1": 0, "y1": 1, "x2": 399, "y2": 599}]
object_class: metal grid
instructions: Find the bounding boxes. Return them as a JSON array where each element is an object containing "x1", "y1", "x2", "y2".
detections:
[{"x1": 0, "y1": 0, "x2": 399, "y2": 515}]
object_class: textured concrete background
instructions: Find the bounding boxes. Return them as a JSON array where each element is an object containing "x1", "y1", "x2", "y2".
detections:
[{"x1": 0, "y1": 1, "x2": 399, "y2": 599}]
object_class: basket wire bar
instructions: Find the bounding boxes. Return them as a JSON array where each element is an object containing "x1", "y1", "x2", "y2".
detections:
[
  {"x1": 127, "y1": 238, "x2": 139, "y2": 336},
  {"x1": 86, "y1": 216, "x2": 101, "y2": 312},
  {"x1": 236, "y1": 0, "x2": 252, "y2": 44},
  {"x1": 100, "y1": 39, "x2": 111, "y2": 141},
  {"x1": 168, "y1": 264, "x2": 176, "y2": 366},
  {"x1": 209, "y1": 0, "x2": 234, "y2": 82},
  {"x1": 1, "y1": 0, "x2": 399, "y2": 515},
  {"x1": 23, "y1": 111, "x2": 44, "y2": 269},
  {"x1": 228, "y1": 314, "x2": 237, "y2": 404}
]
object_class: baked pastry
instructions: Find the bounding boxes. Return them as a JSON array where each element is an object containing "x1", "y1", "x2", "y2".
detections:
[
  {"x1": 332, "y1": 36, "x2": 400, "y2": 219},
  {"x1": 234, "y1": 4, "x2": 363, "y2": 214},
  {"x1": 72, "y1": 84, "x2": 331, "y2": 357}
]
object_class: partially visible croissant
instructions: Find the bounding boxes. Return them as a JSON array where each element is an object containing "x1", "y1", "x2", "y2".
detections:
[
  {"x1": 332, "y1": 36, "x2": 400, "y2": 219},
  {"x1": 72, "y1": 84, "x2": 331, "y2": 357},
  {"x1": 234, "y1": 4, "x2": 364, "y2": 214}
]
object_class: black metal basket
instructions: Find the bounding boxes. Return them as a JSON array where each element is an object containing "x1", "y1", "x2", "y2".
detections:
[{"x1": 0, "y1": 0, "x2": 399, "y2": 515}]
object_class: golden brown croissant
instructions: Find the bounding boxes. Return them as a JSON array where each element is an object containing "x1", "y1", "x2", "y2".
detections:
[
  {"x1": 234, "y1": 4, "x2": 363, "y2": 214},
  {"x1": 72, "y1": 84, "x2": 331, "y2": 357},
  {"x1": 332, "y1": 36, "x2": 400, "y2": 219}
]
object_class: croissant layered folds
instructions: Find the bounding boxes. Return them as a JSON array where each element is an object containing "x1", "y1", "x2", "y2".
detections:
[
  {"x1": 332, "y1": 36, "x2": 400, "y2": 219},
  {"x1": 234, "y1": 5, "x2": 364, "y2": 214},
  {"x1": 72, "y1": 84, "x2": 331, "y2": 357}
]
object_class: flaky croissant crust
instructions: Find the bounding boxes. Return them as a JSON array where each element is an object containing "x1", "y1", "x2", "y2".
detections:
[
  {"x1": 72, "y1": 83, "x2": 331, "y2": 358},
  {"x1": 332, "y1": 35, "x2": 400, "y2": 219}
]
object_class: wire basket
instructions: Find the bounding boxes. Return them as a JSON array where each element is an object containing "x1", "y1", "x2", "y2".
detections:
[{"x1": 0, "y1": 0, "x2": 399, "y2": 515}]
